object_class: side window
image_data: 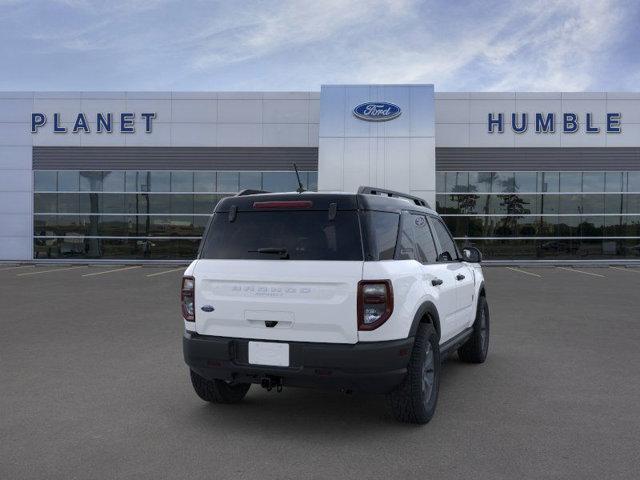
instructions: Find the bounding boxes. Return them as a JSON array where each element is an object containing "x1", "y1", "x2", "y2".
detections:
[
  {"x1": 365, "y1": 211, "x2": 400, "y2": 260},
  {"x1": 395, "y1": 212, "x2": 416, "y2": 260},
  {"x1": 429, "y1": 217, "x2": 459, "y2": 262},
  {"x1": 412, "y1": 214, "x2": 438, "y2": 264}
]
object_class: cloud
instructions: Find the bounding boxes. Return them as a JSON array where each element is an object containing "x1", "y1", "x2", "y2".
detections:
[{"x1": 0, "y1": 0, "x2": 637, "y2": 91}]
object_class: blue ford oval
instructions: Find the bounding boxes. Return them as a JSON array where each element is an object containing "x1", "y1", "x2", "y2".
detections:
[{"x1": 353, "y1": 102, "x2": 402, "y2": 122}]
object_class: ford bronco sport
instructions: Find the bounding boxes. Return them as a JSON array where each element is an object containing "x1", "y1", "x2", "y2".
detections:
[{"x1": 182, "y1": 187, "x2": 489, "y2": 424}]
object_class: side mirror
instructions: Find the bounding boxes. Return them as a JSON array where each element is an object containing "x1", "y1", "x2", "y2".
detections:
[{"x1": 462, "y1": 246, "x2": 482, "y2": 263}]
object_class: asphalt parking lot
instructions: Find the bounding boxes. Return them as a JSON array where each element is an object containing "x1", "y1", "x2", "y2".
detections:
[{"x1": 1, "y1": 264, "x2": 639, "y2": 479}]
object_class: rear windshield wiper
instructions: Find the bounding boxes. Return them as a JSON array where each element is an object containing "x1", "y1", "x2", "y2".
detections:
[{"x1": 248, "y1": 247, "x2": 290, "y2": 259}]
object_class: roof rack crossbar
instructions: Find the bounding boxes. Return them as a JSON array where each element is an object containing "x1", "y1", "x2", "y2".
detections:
[
  {"x1": 357, "y1": 186, "x2": 430, "y2": 208},
  {"x1": 236, "y1": 189, "x2": 270, "y2": 196}
]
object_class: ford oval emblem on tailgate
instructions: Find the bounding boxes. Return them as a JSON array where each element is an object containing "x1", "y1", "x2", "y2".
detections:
[
  {"x1": 353, "y1": 102, "x2": 401, "y2": 122},
  {"x1": 201, "y1": 305, "x2": 215, "y2": 312}
]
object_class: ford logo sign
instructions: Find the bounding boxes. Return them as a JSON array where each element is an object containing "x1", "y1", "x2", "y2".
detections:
[{"x1": 353, "y1": 102, "x2": 401, "y2": 122}]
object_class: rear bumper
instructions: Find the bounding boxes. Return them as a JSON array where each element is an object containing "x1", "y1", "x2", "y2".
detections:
[{"x1": 183, "y1": 331, "x2": 414, "y2": 394}]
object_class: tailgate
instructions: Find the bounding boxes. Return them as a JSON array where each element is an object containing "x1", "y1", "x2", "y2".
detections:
[{"x1": 194, "y1": 260, "x2": 363, "y2": 344}]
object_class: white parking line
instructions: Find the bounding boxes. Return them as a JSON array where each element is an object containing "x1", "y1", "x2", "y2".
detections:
[
  {"x1": 17, "y1": 266, "x2": 86, "y2": 276},
  {"x1": 82, "y1": 265, "x2": 142, "y2": 277},
  {"x1": 0, "y1": 265, "x2": 34, "y2": 272},
  {"x1": 557, "y1": 266, "x2": 606, "y2": 278},
  {"x1": 506, "y1": 267, "x2": 542, "y2": 278},
  {"x1": 146, "y1": 267, "x2": 185, "y2": 277},
  {"x1": 609, "y1": 266, "x2": 640, "y2": 274}
]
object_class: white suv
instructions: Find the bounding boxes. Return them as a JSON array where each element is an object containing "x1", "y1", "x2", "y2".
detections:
[{"x1": 182, "y1": 187, "x2": 489, "y2": 424}]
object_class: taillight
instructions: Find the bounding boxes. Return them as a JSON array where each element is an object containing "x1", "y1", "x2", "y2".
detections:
[
  {"x1": 181, "y1": 276, "x2": 195, "y2": 321},
  {"x1": 357, "y1": 280, "x2": 393, "y2": 330}
]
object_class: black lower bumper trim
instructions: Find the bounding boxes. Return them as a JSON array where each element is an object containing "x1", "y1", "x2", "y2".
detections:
[{"x1": 183, "y1": 332, "x2": 414, "y2": 394}]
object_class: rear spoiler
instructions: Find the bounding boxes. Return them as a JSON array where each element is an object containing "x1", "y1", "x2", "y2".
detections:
[{"x1": 357, "y1": 186, "x2": 430, "y2": 208}]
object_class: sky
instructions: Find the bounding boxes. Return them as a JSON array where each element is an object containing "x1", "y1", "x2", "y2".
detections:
[{"x1": 0, "y1": 0, "x2": 638, "y2": 92}]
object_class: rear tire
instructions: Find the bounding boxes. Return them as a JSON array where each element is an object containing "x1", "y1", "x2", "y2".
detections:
[
  {"x1": 189, "y1": 369, "x2": 251, "y2": 404},
  {"x1": 387, "y1": 322, "x2": 440, "y2": 424},
  {"x1": 458, "y1": 295, "x2": 490, "y2": 364}
]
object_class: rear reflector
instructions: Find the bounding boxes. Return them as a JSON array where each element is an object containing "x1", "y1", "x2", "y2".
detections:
[{"x1": 253, "y1": 200, "x2": 313, "y2": 209}]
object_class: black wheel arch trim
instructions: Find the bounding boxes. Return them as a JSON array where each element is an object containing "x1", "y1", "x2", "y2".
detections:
[{"x1": 408, "y1": 301, "x2": 442, "y2": 340}]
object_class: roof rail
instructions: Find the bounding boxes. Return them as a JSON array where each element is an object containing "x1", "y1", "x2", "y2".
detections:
[
  {"x1": 236, "y1": 189, "x2": 270, "y2": 196},
  {"x1": 357, "y1": 186, "x2": 430, "y2": 208}
]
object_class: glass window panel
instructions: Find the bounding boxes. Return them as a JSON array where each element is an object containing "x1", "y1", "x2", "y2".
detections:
[
  {"x1": 558, "y1": 216, "x2": 580, "y2": 236},
  {"x1": 57, "y1": 171, "x2": 79, "y2": 192},
  {"x1": 412, "y1": 215, "x2": 438, "y2": 263},
  {"x1": 559, "y1": 194, "x2": 581, "y2": 214},
  {"x1": 538, "y1": 172, "x2": 559, "y2": 192},
  {"x1": 126, "y1": 171, "x2": 148, "y2": 192},
  {"x1": 194, "y1": 172, "x2": 217, "y2": 192},
  {"x1": 628, "y1": 172, "x2": 640, "y2": 192},
  {"x1": 147, "y1": 194, "x2": 171, "y2": 214},
  {"x1": 604, "y1": 194, "x2": 623, "y2": 214},
  {"x1": 171, "y1": 172, "x2": 194, "y2": 192},
  {"x1": 604, "y1": 216, "x2": 623, "y2": 236},
  {"x1": 559, "y1": 172, "x2": 582, "y2": 192},
  {"x1": 539, "y1": 216, "x2": 558, "y2": 236},
  {"x1": 194, "y1": 194, "x2": 227, "y2": 214},
  {"x1": 171, "y1": 194, "x2": 194, "y2": 214},
  {"x1": 446, "y1": 172, "x2": 468, "y2": 193},
  {"x1": 435, "y1": 172, "x2": 445, "y2": 192},
  {"x1": 457, "y1": 194, "x2": 483, "y2": 214},
  {"x1": 625, "y1": 216, "x2": 640, "y2": 237},
  {"x1": 193, "y1": 216, "x2": 210, "y2": 235},
  {"x1": 540, "y1": 194, "x2": 559, "y2": 214},
  {"x1": 34, "y1": 171, "x2": 57, "y2": 191},
  {"x1": 78, "y1": 193, "x2": 98, "y2": 214},
  {"x1": 623, "y1": 194, "x2": 640, "y2": 215},
  {"x1": 101, "y1": 171, "x2": 125, "y2": 192},
  {"x1": 467, "y1": 217, "x2": 484, "y2": 237},
  {"x1": 98, "y1": 216, "x2": 127, "y2": 236},
  {"x1": 79, "y1": 172, "x2": 103, "y2": 192},
  {"x1": 442, "y1": 216, "x2": 467, "y2": 237},
  {"x1": 514, "y1": 172, "x2": 537, "y2": 192},
  {"x1": 239, "y1": 172, "x2": 262, "y2": 191},
  {"x1": 605, "y1": 172, "x2": 623, "y2": 192},
  {"x1": 582, "y1": 172, "x2": 605, "y2": 193},
  {"x1": 488, "y1": 195, "x2": 508, "y2": 215},
  {"x1": 493, "y1": 172, "x2": 515, "y2": 192},
  {"x1": 435, "y1": 194, "x2": 448, "y2": 213},
  {"x1": 580, "y1": 216, "x2": 604, "y2": 236},
  {"x1": 101, "y1": 194, "x2": 125, "y2": 214},
  {"x1": 469, "y1": 172, "x2": 493, "y2": 193},
  {"x1": 307, "y1": 172, "x2": 318, "y2": 191},
  {"x1": 262, "y1": 172, "x2": 298, "y2": 192},
  {"x1": 57, "y1": 193, "x2": 80, "y2": 213},
  {"x1": 34, "y1": 193, "x2": 57, "y2": 213},
  {"x1": 148, "y1": 171, "x2": 170, "y2": 192},
  {"x1": 515, "y1": 216, "x2": 539, "y2": 237},
  {"x1": 217, "y1": 172, "x2": 239, "y2": 192},
  {"x1": 581, "y1": 194, "x2": 604, "y2": 214}
]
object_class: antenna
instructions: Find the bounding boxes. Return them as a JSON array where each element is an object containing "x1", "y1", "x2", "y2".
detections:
[{"x1": 293, "y1": 162, "x2": 305, "y2": 193}]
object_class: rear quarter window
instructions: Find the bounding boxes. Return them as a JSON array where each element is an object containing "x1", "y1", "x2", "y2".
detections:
[{"x1": 362, "y1": 211, "x2": 400, "y2": 261}]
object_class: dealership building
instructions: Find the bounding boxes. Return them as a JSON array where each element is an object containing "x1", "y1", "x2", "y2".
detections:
[{"x1": 1, "y1": 84, "x2": 639, "y2": 262}]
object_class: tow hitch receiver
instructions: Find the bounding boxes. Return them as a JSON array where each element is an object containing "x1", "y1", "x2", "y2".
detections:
[{"x1": 260, "y1": 376, "x2": 284, "y2": 392}]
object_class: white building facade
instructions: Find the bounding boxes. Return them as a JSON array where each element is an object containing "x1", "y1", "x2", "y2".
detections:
[{"x1": 1, "y1": 85, "x2": 639, "y2": 261}]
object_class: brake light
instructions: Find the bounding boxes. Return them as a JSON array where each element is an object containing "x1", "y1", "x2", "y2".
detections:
[
  {"x1": 253, "y1": 200, "x2": 313, "y2": 209},
  {"x1": 181, "y1": 276, "x2": 195, "y2": 321},
  {"x1": 357, "y1": 280, "x2": 393, "y2": 330}
]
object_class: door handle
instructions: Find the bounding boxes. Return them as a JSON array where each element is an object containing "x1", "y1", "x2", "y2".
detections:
[
  {"x1": 431, "y1": 278, "x2": 443, "y2": 286},
  {"x1": 456, "y1": 274, "x2": 465, "y2": 281}
]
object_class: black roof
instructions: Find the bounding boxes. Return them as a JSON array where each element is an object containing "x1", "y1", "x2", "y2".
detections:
[{"x1": 214, "y1": 190, "x2": 438, "y2": 216}]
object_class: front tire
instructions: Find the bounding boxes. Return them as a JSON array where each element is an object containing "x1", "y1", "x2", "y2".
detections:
[
  {"x1": 189, "y1": 369, "x2": 251, "y2": 404},
  {"x1": 387, "y1": 322, "x2": 440, "y2": 424},
  {"x1": 458, "y1": 295, "x2": 490, "y2": 363}
]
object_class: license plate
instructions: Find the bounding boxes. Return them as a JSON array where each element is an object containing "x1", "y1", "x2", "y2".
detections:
[{"x1": 248, "y1": 341, "x2": 289, "y2": 367}]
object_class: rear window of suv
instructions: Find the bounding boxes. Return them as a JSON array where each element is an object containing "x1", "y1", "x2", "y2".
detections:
[{"x1": 200, "y1": 210, "x2": 364, "y2": 261}]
